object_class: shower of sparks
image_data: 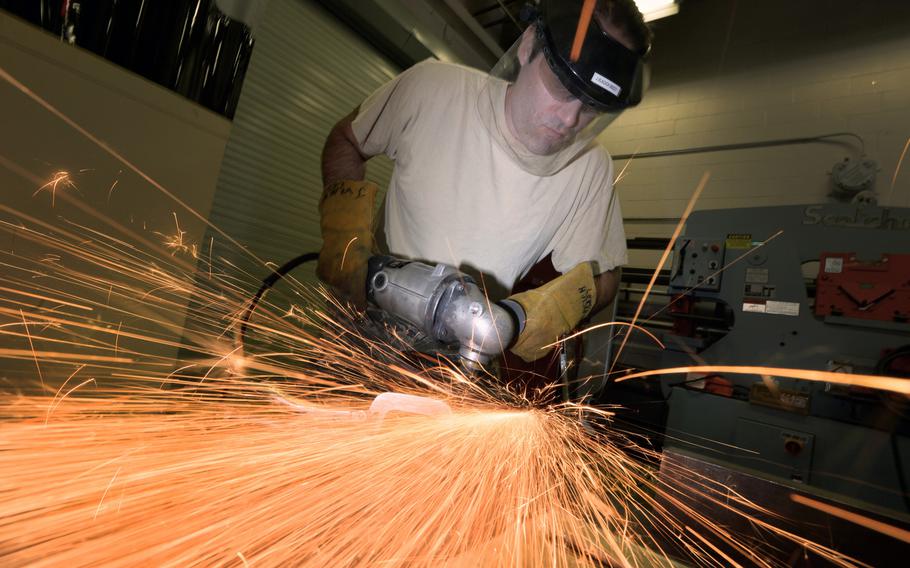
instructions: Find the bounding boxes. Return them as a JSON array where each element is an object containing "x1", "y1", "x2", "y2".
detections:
[
  {"x1": 0, "y1": 63, "x2": 902, "y2": 567},
  {"x1": 0, "y1": 203, "x2": 884, "y2": 567},
  {"x1": 2, "y1": 388, "x2": 676, "y2": 567},
  {"x1": 33, "y1": 170, "x2": 78, "y2": 207},
  {"x1": 0, "y1": 64, "x2": 266, "y2": 269},
  {"x1": 156, "y1": 212, "x2": 198, "y2": 258}
]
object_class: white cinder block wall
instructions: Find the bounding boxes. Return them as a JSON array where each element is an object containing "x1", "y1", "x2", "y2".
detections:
[{"x1": 598, "y1": 0, "x2": 910, "y2": 267}]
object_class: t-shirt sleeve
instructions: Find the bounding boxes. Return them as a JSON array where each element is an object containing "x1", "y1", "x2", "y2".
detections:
[
  {"x1": 550, "y1": 154, "x2": 628, "y2": 274},
  {"x1": 350, "y1": 60, "x2": 433, "y2": 160}
]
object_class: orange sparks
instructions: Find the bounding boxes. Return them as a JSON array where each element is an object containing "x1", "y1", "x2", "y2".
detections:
[
  {"x1": 610, "y1": 171, "x2": 711, "y2": 375},
  {"x1": 544, "y1": 321, "x2": 666, "y2": 350},
  {"x1": 33, "y1": 170, "x2": 77, "y2": 207},
  {"x1": 157, "y1": 212, "x2": 198, "y2": 258},
  {"x1": 616, "y1": 364, "x2": 910, "y2": 396},
  {"x1": 0, "y1": 384, "x2": 862, "y2": 568},
  {"x1": 0, "y1": 349, "x2": 133, "y2": 363},
  {"x1": 685, "y1": 526, "x2": 744, "y2": 568},
  {"x1": 46, "y1": 363, "x2": 88, "y2": 425},
  {"x1": 0, "y1": 199, "x2": 867, "y2": 566},
  {"x1": 19, "y1": 308, "x2": 44, "y2": 390},
  {"x1": 94, "y1": 466, "x2": 122, "y2": 520},
  {"x1": 0, "y1": 64, "x2": 267, "y2": 268},
  {"x1": 0, "y1": 390, "x2": 638, "y2": 566},
  {"x1": 613, "y1": 145, "x2": 642, "y2": 185},
  {"x1": 0, "y1": 55, "x2": 888, "y2": 565},
  {"x1": 0, "y1": 206, "x2": 870, "y2": 567},
  {"x1": 888, "y1": 135, "x2": 910, "y2": 205},
  {"x1": 790, "y1": 493, "x2": 910, "y2": 544},
  {"x1": 0, "y1": 285, "x2": 93, "y2": 311},
  {"x1": 340, "y1": 236, "x2": 358, "y2": 270},
  {"x1": 107, "y1": 178, "x2": 120, "y2": 202}
]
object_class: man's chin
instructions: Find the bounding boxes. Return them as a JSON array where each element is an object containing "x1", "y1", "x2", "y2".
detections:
[{"x1": 526, "y1": 138, "x2": 571, "y2": 156}]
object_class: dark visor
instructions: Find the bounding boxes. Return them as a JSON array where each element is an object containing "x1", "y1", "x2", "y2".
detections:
[{"x1": 536, "y1": 1, "x2": 645, "y2": 111}]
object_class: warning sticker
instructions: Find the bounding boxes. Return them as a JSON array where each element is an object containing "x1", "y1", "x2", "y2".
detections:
[
  {"x1": 743, "y1": 300, "x2": 800, "y2": 316},
  {"x1": 824, "y1": 257, "x2": 844, "y2": 273},
  {"x1": 765, "y1": 300, "x2": 800, "y2": 316},
  {"x1": 726, "y1": 233, "x2": 752, "y2": 249}
]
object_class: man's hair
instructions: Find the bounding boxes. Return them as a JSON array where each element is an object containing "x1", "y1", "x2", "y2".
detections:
[{"x1": 530, "y1": 0, "x2": 653, "y2": 58}]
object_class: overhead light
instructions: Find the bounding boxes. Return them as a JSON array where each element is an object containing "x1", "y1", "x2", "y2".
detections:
[{"x1": 634, "y1": 0, "x2": 680, "y2": 22}]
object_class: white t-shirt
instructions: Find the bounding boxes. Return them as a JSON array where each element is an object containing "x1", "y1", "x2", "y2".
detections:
[{"x1": 351, "y1": 60, "x2": 627, "y2": 297}]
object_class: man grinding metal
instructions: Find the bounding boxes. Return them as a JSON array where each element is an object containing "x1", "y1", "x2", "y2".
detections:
[{"x1": 317, "y1": 0, "x2": 651, "y2": 384}]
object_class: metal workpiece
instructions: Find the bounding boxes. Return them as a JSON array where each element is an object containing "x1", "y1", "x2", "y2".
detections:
[{"x1": 367, "y1": 256, "x2": 515, "y2": 368}]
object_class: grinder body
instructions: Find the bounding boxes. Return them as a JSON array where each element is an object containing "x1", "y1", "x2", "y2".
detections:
[{"x1": 366, "y1": 256, "x2": 516, "y2": 370}]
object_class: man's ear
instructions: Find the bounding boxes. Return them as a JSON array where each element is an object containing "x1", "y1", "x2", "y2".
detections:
[{"x1": 517, "y1": 25, "x2": 536, "y2": 66}]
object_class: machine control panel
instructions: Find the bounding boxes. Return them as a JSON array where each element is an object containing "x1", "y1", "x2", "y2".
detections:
[{"x1": 669, "y1": 237, "x2": 726, "y2": 292}]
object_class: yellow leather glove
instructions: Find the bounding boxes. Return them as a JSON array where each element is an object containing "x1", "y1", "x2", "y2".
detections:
[
  {"x1": 316, "y1": 180, "x2": 378, "y2": 308},
  {"x1": 507, "y1": 263, "x2": 596, "y2": 362}
]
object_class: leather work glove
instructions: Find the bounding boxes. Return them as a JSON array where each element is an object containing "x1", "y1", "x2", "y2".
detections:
[
  {"x1": 317, "y1": 180, "x2": 378, "y2": 309},
  {"x1": 504, "y1": 262, "x2": 596, "y2": 363}
]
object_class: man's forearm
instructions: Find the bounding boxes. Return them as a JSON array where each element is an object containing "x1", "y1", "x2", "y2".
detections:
[
  {"x1": 593, "y1": 269, "x2": 620, "y2": 313},
  {"x1": 321, "y1": 110, "x2": 368, "y2": 186}
]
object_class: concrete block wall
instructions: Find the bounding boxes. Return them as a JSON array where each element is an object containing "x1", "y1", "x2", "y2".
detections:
[{"x1": 598, "y1": 0, "x2": 910, "y2": 254}]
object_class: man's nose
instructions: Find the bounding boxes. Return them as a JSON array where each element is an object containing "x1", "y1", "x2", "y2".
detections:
[{"x1": 556, "y1": 99, "x2": 583, "y2": 130}]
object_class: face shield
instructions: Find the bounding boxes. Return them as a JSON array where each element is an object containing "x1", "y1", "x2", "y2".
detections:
[{"x1": 477, "y1": 0, "x2": 648, "y2": 176}]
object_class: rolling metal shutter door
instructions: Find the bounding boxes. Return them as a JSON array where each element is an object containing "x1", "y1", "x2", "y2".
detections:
[{"x1": 206, "y1": 0, "x2": 398, "y2": 285}]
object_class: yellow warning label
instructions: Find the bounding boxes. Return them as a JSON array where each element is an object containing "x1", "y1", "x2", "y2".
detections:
[{"x1": 726, "y1": 233, "x2": 752, "y2": 249}]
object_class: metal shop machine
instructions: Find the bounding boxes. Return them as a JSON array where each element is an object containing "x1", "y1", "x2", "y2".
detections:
[{"x1": 655, "y1": 204, "x2": 910, "y2": 559}]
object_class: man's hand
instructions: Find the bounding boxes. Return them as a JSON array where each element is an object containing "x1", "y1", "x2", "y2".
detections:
[
  {"x1": 505, "y1": 262, "x2": 597, "y2": 362},
  {"x1": 317, "y1": 180, "x2": 378, "y2": 308}
]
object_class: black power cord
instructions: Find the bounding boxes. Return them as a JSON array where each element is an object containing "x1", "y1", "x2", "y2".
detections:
[{"x1": 238, "y1": 252, "x2": 319, "y2": 350}]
